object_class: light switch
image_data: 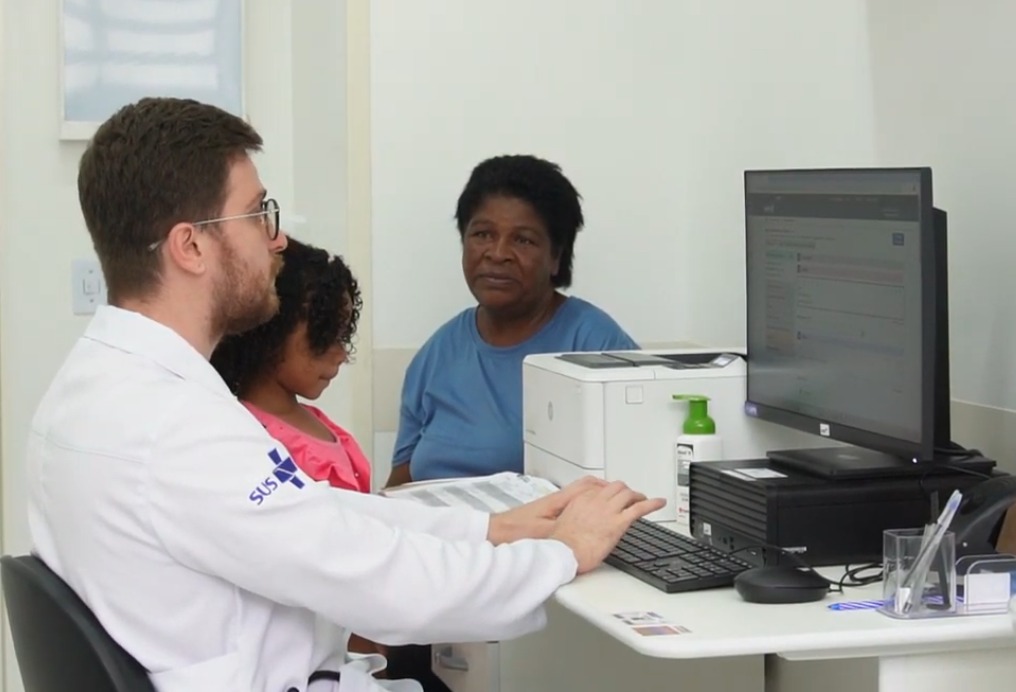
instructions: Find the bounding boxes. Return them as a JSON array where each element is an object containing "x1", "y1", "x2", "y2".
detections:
[{"x1": 72, "y1": 258, "x2": 108, "y2": 315}]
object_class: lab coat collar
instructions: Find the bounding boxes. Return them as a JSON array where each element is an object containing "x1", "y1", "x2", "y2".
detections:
[{"x1": 84, "y1": 305, "x2": 233, "y2": 398}]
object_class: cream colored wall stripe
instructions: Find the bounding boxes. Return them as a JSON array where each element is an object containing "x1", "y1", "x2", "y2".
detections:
[{"x1": 345, "y1": 0, "x2": 374, "y2": 460}]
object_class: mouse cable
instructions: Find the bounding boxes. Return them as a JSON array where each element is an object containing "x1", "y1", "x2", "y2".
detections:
[
  {"x1": 729, "y1": 544, "x2": 885, "y2": 594},
  {"x1": 727, "y1": 543, "x2": 845, "y2": 593},
  {"x1": 837, "y1": 563, "x2": 883, "y2": 591}
]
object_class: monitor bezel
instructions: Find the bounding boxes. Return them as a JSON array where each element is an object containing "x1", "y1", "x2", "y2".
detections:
[{"x1": 743, "y1": 166, "x2": 938, "y2": 462}]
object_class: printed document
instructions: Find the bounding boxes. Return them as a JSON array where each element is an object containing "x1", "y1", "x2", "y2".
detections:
[{"x1": 381, "y1": 472, "x2": 558, "y2": 513}]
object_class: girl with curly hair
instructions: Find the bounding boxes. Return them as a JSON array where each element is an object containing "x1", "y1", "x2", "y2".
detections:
[{"x1": 211, "y1": 237, "x2": 370, "y2": 493}]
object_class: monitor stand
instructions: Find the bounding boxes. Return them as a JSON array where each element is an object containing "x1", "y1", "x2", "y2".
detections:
[{"x1": 766, "y1": 446, "x2": 996, "y2": 480}]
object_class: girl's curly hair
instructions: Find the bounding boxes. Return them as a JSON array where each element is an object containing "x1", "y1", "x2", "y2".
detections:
[{"x1": 211, "y1": 237, "x2": 362, "y2": 395}]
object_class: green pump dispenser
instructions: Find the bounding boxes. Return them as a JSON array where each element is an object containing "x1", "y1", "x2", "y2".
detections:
[
  {"x1": 672, "y1": 394, "x2": 716, "y2": 435},
  {"x1": 673, "y1": 394, "x2": 724, "y2": 530}
]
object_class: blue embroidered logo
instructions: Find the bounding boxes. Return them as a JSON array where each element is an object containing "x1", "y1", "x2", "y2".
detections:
[
  {"x1": 249, "y1": 448, "x2": 305, "y2": 505},
  {"x1": 268, "y1": 449, "x2": 305, "y2": 489}
]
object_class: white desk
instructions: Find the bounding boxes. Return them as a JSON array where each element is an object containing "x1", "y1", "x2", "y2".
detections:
[{"x1": 555, "y1": 565, "x2": 1016, "y2": 691}]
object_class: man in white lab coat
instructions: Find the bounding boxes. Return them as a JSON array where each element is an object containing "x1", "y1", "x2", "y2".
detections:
[{"x1": 26, "y1": 97, "x2": 664, "y2": 692}]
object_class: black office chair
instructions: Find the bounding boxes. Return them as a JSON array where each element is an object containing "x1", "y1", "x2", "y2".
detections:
[{"x1": 1, "y1": 554, "x2": 155, "y2": 692}]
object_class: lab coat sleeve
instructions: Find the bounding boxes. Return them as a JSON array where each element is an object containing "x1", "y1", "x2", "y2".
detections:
[
  {"x1": 337, "y1": 491, "x2": 488, "y2": 543},
  {"x1": 144, "y1": 395, "x2": 578, "y2": 646}
]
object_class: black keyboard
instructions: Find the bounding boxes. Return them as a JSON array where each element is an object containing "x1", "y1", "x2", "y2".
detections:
[{"x1": 605, "y1": 518, "x2": 754, "y2": 593}]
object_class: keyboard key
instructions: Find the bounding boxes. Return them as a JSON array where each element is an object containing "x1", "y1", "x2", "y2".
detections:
[{"x1": 604, "y1": 518, "x2": 752, "y2": 594}]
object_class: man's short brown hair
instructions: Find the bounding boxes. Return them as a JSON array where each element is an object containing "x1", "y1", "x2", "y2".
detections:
[{"x1": 77, "y1": 97, "x2": 263, "y2": 303}]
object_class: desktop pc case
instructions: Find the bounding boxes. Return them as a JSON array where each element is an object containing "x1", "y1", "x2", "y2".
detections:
[{"x1": 689, "y1": 458, "x2": 992, "y2": 567}]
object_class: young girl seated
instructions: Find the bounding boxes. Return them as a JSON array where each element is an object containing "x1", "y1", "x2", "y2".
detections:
[
  {"x1": 211, "y1": 237, "x2": 370, "y2": 494},
  {"x1": 214, "y1": 238, "x2": 388, "y2": 663}
]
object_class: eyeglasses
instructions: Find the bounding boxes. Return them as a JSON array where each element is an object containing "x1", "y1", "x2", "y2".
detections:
[{"x1": 147, "y1": 198, "x2": 281, "y2": 251}]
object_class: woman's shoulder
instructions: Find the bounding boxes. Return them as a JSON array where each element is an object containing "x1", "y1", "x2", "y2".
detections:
[
  {"x1": 409, "y1": 307, "x2": 477, "y2": 364},
  {"x1": 556, "y1": 295, "x2": 628, "y2": 330},
  {"x1": 432, "y1": 306, "x2": 476, "y2": 339},
  {"x1": 559, "y1": 295, "x2": 618, "y2": 319},
  {"x1": 545, "y1": 296, "x2": 639, "y2": 349}
]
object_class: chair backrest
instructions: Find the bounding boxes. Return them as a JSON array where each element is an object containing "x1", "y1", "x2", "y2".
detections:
[{"x1": 1, "y1": 554, "x2": 155, "y2": 692}]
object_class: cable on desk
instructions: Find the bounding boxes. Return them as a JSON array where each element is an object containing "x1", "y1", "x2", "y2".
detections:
[
  {"x1": 728, "y1": 543, "x2": 846, "y2": 593},
  {"x1": 837, "y1": 563, "x2": 883, "y2": 591},
  {"x1": 729, "y1": 543, "x2": 884, "y2": 594}
]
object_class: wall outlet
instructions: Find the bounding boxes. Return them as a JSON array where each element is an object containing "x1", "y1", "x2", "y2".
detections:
[{"x1": 72, "y1": 258, "x2": 107, "y2": 315}]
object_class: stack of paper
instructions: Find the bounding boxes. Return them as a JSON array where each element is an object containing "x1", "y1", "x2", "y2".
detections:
[{"x1": 381, "y1": 472, "x2": 558, "y2": 513}]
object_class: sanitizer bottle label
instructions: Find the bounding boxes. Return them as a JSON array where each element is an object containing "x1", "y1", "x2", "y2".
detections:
[{"x1": 676, "y1": 443, "x2": 694, "y2": 486}]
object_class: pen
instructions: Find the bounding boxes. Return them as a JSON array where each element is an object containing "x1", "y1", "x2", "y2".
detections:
[
  {"x1": 829, "y1": 599, "x2": 885, "y2": 611},
  {"x1": 900, "y1": 489, "x2": 963, "y2": 614},
  {"x1": 834, "y1": 594, "x2": 961, "y2": 612}
]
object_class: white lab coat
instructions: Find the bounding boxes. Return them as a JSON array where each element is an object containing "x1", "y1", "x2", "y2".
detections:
[{"x1": 27, "y1": 306, "x2": 578, "y2": 692}]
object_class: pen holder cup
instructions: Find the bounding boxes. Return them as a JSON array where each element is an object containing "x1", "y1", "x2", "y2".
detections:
[{"x1": 879, "y1": 528, "x2": 957, "y2": 619}]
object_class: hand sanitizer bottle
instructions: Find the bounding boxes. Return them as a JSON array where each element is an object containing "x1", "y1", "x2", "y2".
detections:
[{"x1": 673, "y1": 394, "x2": 724, "y2": 533}]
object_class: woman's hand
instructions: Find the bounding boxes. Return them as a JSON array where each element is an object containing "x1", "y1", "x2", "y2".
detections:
[{"x1": 384, "y1": 463, "x2": 413, "y2": 489}]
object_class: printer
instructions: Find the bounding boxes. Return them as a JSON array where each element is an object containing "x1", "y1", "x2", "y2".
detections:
[{"x1": 522, "y1": 348, "x2": 822, "y2": 523}]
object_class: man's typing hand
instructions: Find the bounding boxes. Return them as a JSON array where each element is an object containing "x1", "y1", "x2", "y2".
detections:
[
  {"x1": 486, "y1": 476, "x2": 607, "y2": 545},
  {"x1": 548, "y1": 481, "x2": 666, "y2": 574}
]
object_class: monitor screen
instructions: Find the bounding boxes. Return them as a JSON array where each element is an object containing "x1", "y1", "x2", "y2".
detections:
[{"x1": 744, "y1": 168, "x2": 931, "y2": 455}]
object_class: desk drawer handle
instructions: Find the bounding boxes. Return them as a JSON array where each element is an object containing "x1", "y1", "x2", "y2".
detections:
[{"x1": 435, "y1": 646, "x2": 469, "y2": 672}]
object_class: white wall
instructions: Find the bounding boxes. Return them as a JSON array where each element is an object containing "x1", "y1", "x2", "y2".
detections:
[
  {"x1": 867, "y1": 0, "x2": 1016, "y2": 411},
  {"x1": 370, "y1": 0, "x2": 878, "y2": 351},
  {"x1": 367, "y1": 0, "x2": 880, "y2": 484},
  {"x1": 4, "y1": 1, "x2": 1016, "y2": 691},
  {"x1": 0, "y1": 2, "x2": 350, "y2": 690}
]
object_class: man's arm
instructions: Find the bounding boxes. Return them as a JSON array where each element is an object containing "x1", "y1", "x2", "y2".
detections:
[
  {"x1": 338, "y1": 490, "x2": 487, "y2": 543},
  {"x1": 148, "y1": 409, "x2": 575, "y2": 646},
  {"x1": 148, "y1": 399, "x2": 661, "y2": 647}
]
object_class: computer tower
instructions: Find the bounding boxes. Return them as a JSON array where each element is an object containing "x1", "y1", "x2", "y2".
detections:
[{"x1": 689, "y1": 458, "x2": 994, "y2": 567}]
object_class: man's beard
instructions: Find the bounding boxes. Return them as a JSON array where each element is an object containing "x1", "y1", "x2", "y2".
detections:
[{"x1": 211, "y1": 242, "x2": 282, "y2": 337}]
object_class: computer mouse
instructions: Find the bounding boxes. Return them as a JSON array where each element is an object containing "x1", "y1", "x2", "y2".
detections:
[{"x1": 733, "y1": 565, "x2": 831, "y2": 604}]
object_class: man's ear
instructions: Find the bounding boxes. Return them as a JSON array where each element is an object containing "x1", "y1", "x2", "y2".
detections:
[{"x1": 163, "y1": 222, "x2": 207, "y2": 276}]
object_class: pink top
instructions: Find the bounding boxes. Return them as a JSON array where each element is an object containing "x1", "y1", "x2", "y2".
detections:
[{"x1": 243, "y1": 402, "x2": 372, "y2": 494}]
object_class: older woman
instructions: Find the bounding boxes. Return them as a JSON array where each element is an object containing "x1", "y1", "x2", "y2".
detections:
[{"x1": 386, "y1": 154, "x2": 637, "y2": 487}]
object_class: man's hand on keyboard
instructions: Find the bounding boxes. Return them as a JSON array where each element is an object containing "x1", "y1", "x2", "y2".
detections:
[
  {"x1": 487, "y1": 476, "x2": 607, "y2": 545},
  {"x1": 548, "y1": 481, "x2": 667, "y2": 574}
]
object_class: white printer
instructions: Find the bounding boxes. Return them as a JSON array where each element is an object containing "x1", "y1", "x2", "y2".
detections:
[{"x1": 522, "y1": 348, "x2": 822, "y2": 523}]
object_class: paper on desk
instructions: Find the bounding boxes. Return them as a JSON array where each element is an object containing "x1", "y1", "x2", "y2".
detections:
[
  {"x1": 611, "y1": 611, "x2": 691, "y2": 636},
  {"x1": 381, "y1": 472, "x2": 559, "y2": 513}
]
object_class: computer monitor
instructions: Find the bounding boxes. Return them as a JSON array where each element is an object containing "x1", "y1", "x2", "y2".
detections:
[{"x1": 743, "y1": 167, "x2": 969, "y2": 479}]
